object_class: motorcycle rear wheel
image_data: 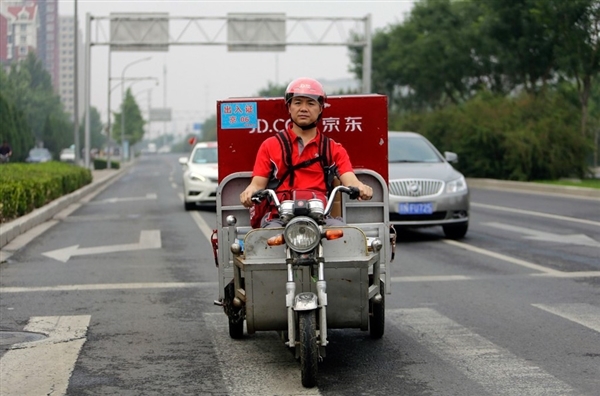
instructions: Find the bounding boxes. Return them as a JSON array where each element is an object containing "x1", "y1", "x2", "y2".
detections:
[{"x1": 299, "y1": 310, "x2": 318, "y2": 388}]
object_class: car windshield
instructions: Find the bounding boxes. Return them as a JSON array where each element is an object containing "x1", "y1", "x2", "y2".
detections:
[
  {"x1": 192, "y1": 147, "x2": 217, "y2": 164},
  {"x1": 388, "y1": 136, "x2": 441, "y2": 163}
]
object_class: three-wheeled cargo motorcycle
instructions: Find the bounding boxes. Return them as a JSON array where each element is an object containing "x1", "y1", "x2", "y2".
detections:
[{"x1": 212, "y1": 94, "x2": 394, "y2": 388}]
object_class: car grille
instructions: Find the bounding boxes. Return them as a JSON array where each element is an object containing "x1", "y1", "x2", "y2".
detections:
[{"x1": 389, "y1": 179, "x2": 444, "y2": 197}]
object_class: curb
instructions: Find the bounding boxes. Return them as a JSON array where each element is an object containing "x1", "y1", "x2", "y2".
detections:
[
  {"x1": 0, "y1": 166, "x2": 128, "y2": 249},
  {"x1": 466, "y1": 178, "x2": 600, "y2": 199}
]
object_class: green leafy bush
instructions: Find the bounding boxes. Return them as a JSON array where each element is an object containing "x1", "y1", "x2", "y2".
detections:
[
  {"x1": 93, "y1": 158, "x2": 120, "y2": 170},
  {"x1": 390, "y1": 91, "x2": 591, "y2": 181},
  {"x1": 0, "y1": 162, "x2": 92, "y2": 223}
]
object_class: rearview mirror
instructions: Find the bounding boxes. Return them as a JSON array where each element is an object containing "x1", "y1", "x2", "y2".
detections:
[{"x1": 444, "y1": 151, "x2": 458, "y2": 163}]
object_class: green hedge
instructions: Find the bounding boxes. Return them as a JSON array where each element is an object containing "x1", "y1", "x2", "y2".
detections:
[
  {"x1": 0, "y1": 162, "x2": 92, "y2": 223},
  {"x1": 93, "y1": 158, "x2": 120, "y2": 170},
  {"x1": 391, "y1": 91, "x2": 592, "y2": 181}
]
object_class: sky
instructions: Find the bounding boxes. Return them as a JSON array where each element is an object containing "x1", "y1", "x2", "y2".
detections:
[{"x1": 59, "y1": 0, "x2": 416, "y2": 138}]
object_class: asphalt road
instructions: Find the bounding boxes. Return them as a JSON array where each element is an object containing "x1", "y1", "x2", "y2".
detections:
[{"x1": 0, "y1": 153, "x2": 598, "y2": 395}]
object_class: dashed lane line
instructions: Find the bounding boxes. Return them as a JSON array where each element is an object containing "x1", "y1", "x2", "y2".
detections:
[
  {"x1": 532, "y1": 303, "x2": 600, "y2": 333},
  {"x1": 388, "y1": 308, "x2": 578, "y2": 396}
]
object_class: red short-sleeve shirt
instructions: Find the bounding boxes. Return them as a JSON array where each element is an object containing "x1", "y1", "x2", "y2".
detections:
[{"x1": 252, "y1": 123, "x2": 353, "y2": 193}]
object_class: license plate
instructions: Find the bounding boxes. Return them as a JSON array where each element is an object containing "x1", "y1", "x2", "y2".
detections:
[{"x1": 399, "y1": 202, "x2": 433, "y2": 215}]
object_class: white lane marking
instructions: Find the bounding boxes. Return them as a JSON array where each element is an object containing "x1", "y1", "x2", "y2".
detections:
[
  {"x1": 532, "y1": 271, "x2": 600, "y2": 278},
  {"x1": 0, "y1": 315, "x2": 91, "y2": 396},
  {"x1": 203, "y1": 313, "x2": 321, "y2": 396},
  {"x1": 442, "y1": 239, "x2": 562, "y2": 274},
  {"x1": 190, "y1": 209, "x2": 215, "y2": 241},
  {"x1": 0, "y1": 281, "x2": 217, "y2": 293},
  {"x1": 391, "y1": 275, "x2": 472, "y2": 282},
  {"x1": 89, "y1": 193, "x2": 157, "y2": 204},
  {"x1": 532, "y1": 303, "x2": 600, "y2": 333},
  {"x1": 483, "y1": 222, "x2": 600, "y2": 248},
  {"x1": 42, "y1": 230, "x2": 161, "y2": 262},
  {"x1": 472, "y1": 202, "x2": 600, "y2": 227},
  {"x1": 388, "y1": 308, "x2": 577, "y2": 396}
]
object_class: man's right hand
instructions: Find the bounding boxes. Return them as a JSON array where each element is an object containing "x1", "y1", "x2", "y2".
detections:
[{"x1": 240, "y1": 187, "x2": 256, "y2": 208}]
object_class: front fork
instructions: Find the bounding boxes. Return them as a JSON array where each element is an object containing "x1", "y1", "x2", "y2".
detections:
[{"x1": 285, "y1": 244, "x2": 328, "y2": 349}]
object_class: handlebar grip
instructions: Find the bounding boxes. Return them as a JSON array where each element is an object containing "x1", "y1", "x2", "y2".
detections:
[
  {"x1": 347, "y1": 186, "x2": 360, "y2": 200},
  {"x1": 251, "y1": 189, "x2": 269, "y2": 204}
]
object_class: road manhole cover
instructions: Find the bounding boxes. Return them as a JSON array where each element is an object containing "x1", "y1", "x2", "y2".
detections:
[{"x1": 0, "y1": 331, "x2": 47, "y2": 347}]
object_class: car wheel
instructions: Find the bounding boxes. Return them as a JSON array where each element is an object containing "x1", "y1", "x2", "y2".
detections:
[
  {"x1": 184, "y1": 201, "x2": 195, "y2": 211},
  {"x1": 443, "y1": 222, "x2": 468, "y2": 239}
]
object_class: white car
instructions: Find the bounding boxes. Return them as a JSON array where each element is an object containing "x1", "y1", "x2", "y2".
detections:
[
  {"x1": 59, "y1": 147, "x2": 76, "y2": 163},
  {"x1": 179, "y1": 142, "x2": 218, "y2": 210}
]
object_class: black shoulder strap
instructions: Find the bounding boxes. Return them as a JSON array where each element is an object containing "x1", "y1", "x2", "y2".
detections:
[{"x1": 271, "y1": 130, "x2": 333, "y2": 191}]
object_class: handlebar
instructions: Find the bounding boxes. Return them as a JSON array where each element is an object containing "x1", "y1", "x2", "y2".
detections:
[{"x1": 251, "y1": 185, "x2": 360, "y2": 217}]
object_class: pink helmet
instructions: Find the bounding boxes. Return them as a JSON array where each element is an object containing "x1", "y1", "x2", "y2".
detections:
[{"x1": 284, "y1": 77, "x2": 326, "y2": 105}]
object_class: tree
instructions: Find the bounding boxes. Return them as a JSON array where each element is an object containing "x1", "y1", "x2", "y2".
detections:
[
  {"x1": 112, "y1": 88, "x2": 145, "y2": 146},
  {"x1": 256, "y1": 81, "x2": 287, "y2": 97},
  {"x1": 541, "y1": 0, "x2": 600, "y2": 137},
  {"x1": 78, "y1": 106, "x2": 106, "y2": 150},
  {"x1": 1, "y1": 53, "x2": 66, "y2": 142}
]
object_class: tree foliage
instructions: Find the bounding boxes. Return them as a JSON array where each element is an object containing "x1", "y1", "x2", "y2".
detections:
[
  {"x1": 349, "y1": 0, "x2": 600, "y2": 177},
  {"x1": 112, "y1": 88, "x2": 145, "y2": 146}
]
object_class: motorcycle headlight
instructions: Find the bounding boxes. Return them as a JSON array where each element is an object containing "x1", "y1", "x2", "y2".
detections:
[
  {"x1": 446, "y1": 176, "x2": 467, "y2": 193},
  {"x1": 190, "y1": 172, "x2": 207, "y2": 182},
  {"x1": 284, "y1": 217, "x2": 321, "y2": 253}
]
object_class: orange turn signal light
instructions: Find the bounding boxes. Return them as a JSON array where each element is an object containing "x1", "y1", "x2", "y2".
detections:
[
  {"x1": 267, "y1": 234, "x2": 285, "y2": 246},
  {"x1": 325, "y1": 229, "x2": 344, "y2": 240}
]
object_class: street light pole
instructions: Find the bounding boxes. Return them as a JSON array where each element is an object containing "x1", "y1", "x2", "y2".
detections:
[{"x1": 120, "y1": 56, "x2": 151, "y2": 162}]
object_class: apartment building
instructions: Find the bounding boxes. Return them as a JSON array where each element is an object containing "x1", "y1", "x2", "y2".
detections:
[{"x1": 58, "y1": 15, "x2": 84, "y2": 122}]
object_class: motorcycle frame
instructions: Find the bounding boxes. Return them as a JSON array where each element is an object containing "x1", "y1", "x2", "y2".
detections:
[{"x1": 216, "y1": 170, "x2": 391, "y2": 339}]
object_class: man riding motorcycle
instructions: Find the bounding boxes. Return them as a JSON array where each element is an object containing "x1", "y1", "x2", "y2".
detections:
[{"x1": 239, "y1": 77, "x2": 374, "y2": 227}]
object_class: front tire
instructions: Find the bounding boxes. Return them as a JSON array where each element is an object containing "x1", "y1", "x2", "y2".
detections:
[
  {"x1": 184, "y1": 200, "x2": 195, "y2": 211},
  {"x1": 443, "y1": 222, "x2": 468, "y2": 239},
  {"x1": 228, "y1": 316, "x2": 244, "y2": 339},
  {"x1": 299, "y1": 310, "x2": 318, "y2": 388},
  {"x1": 369, "y1": 280, "x2": 385, "y2": 339}
]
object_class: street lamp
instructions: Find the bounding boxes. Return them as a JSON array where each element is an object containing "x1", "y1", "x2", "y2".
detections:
[{"x1": 120, "y1": 56, "x2": 151, "y2": 162}]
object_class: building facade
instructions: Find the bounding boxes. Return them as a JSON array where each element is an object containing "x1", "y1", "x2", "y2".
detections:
[
  {"x1": 0, "y1": 0, "x2": 59, "y2": 90},
  {"x1": 0, "y1": 3, "x2": 38, "y2": 64},
  {"x1": 58, "y1": 15, "x2": 84, "y2": 122},
  {"x1": 33, "y1": 0, "x2": 59, "y2": 90}
]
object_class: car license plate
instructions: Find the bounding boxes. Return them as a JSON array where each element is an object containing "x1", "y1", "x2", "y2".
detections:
[{"x1": 399, "y1": 202, "x2": 433, "y2": 215}]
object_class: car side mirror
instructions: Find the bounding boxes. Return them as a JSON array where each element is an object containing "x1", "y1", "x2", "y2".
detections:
[
  {"x1": 178, "y1": 157, "x2": 189, "y2": 165},
  {"x1": 444, "y1": 151, "x2": 458, "y2": 163}
]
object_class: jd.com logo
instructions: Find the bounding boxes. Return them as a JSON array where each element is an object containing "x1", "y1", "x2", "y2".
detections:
[{"x1": 249, "y1": 117, "x2": 364, "y2": 134}]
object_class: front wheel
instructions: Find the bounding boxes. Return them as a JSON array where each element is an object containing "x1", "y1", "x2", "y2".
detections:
[
  {"x1": 369, "y1": 280, "x2": 385, "y2": 339},
  {"x1": 298, "y1": 310, "x2": 318, "y2": 388},
  {"x1": 443, "y1": 222, "x2": 468, "y2": 239}
]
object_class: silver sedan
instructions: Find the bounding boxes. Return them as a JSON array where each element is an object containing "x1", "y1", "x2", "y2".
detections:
[{"x1": 388, "y1": 131, "x2": 469, "y2": 239}]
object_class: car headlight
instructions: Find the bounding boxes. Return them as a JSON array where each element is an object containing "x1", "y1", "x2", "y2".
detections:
[
  {"x1": 446, "y1": 176, "x2": 467, "y2": 193},
  {"x1": 189, "y1": 173, "x2": 207, "y2": 182},
  {"x1": 284, "y1": 217, "x2": 321, "y2": 253}
]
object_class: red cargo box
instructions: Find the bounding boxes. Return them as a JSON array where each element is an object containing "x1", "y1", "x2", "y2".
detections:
[{"x1": 217, "y1": 94, "x2": 388, "y2": 183}]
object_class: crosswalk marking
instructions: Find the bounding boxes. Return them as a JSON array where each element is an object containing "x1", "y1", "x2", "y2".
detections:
[
  {"x1": 532, "y1": 303, "x2": 600, "y2": 333},
  {"x1": 0, "y1": 315, "x2": 91, "y2": 396},
  {"x1": 203, "y1": 313, "x2": 321, "y2": 396},
  {"x1": 388, "y1": 308, "x2": 577, "y2": 395}
]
